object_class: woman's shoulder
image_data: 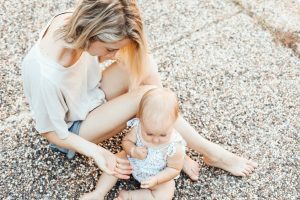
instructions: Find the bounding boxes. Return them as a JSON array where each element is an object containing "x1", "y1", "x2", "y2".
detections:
[{"x1": 39, "y1": 13, "x2": 80, "y2": 68}]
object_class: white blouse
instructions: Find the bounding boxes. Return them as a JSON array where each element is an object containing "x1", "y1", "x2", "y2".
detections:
[{"x1": 21, "y1": 14, "x2": 106, "y2": 139}]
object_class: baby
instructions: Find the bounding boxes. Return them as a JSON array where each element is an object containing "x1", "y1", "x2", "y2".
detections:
[{"x1": 82, "y1": 88, "x2": 186, "y2": 200}]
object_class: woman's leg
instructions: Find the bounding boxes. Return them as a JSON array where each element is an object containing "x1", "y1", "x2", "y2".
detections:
[
  {"x1": 79, "y1": 61, "x2": 154, "y2": 142},
  {"x1": 175, "y1": 116, "x2": 258, "y2": 177}
]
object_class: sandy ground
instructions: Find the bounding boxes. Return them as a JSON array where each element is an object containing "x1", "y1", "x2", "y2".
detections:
[{"x1": 1, "y1": 0, "x2": 300, "y2": 199}]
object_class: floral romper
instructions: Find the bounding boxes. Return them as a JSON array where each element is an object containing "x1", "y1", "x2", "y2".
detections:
[{"x1": 127, "y1": 118, "x2": 186, "y2": 183}]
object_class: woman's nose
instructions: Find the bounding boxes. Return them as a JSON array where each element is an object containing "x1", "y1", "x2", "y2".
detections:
[
  {"x1": 108, "y1": 50, "x2": 118, "y2": 58},
  {"x1": 102, "y1": 51, "x2": 117, "y2": 61},
  {"x1": 111, "y1": 51, "x2": 117, "y2": 57}
]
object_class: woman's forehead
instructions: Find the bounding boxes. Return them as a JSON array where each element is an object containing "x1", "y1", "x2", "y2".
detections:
[{"x1": 102, "y1": 38, "x2": 131, "y2": 48}]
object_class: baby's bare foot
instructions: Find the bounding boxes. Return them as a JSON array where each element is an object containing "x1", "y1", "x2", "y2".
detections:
[
  {"x1": 80, "y1": 190, "x2": 104, "y2": 200},
  {"x1": 183, "y1": 156, "x2": 200, "y2": 181},
  {"x1": 114, "y1": 190, "x2": 130, "y2": 200},
  {"x1": 203, "y1": 149, "x2": 258, "y2": 177}
]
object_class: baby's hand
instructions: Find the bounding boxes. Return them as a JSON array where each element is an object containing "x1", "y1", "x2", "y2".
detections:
[
  {"x1": 131, "y1": 146, "x2": 148, "y2": 160},
  {"x1": 141, "y1": 176, "x2": 158, "y2": 189}
]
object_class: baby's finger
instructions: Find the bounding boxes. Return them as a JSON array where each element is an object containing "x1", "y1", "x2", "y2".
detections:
[
  {"x1": 141, "y1": 180, "x2": 149, "y2": 185},
  {"x1": 141, "y1": 183, "x2": 150, "y2": 189},
  {"x1": 115, "y1": 166, "x2": 132, "y2": 176}
]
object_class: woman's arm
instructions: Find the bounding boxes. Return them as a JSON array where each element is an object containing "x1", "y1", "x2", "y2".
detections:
[
  {"x1": 43, "y1": 131, "x2": 131, "y2": 179},
  {"x1": 44, "y1": 131, "x2": 103, "y2": 157},
  {"x1": 142, "y1": 54, "x2": 163, "y2": 87}
]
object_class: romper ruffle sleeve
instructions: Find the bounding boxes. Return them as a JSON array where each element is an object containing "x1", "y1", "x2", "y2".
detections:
[{"x1": 127, "y1": 118, "x2": 140, "y2": 128}]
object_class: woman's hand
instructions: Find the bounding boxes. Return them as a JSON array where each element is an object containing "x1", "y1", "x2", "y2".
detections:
[{"x1": 93, "y1": 148, "x2": 132, "y2": 179}]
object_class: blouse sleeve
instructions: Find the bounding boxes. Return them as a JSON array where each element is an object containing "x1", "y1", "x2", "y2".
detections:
[
  {"x1": 34, "y1": 77, "x2": 70, "y2": 140},
  {"x1": 127, "y1": 118, "x2": 140, "y2": 128}
]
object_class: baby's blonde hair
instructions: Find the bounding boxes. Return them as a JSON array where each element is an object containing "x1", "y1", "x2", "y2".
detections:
[
  {"x1": 56, "y1": 0, "x2": 149, "y2": 88},
  {"x1": 137, "y1": 88, "x2": 180, "y2": 129}
]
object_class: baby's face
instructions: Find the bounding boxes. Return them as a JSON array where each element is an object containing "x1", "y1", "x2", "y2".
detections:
[{"x1": 140, "y1": 120, "x2": 174, "y2": 146}]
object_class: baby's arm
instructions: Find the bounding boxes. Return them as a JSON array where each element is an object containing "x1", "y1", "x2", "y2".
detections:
[
  {"x1": 141, "y1": 144, "x2": 185, "y2": 189},
  {"x1": 122, "y1": 127, "x2": 148, "y2": 160}
]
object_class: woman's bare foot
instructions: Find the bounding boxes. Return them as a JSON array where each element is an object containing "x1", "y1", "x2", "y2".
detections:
[
  {"x1": 80, "y1": 190, "x2": 105, "y2": 200},
  {"x1": 183, "y1": 155, "x2": 200, "y2": 181},
  {"x1": 203, "y1": 148, "x2": 258, "y2": 177}
]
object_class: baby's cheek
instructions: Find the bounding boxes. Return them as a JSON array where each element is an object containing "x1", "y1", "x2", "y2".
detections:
[
  {"x1": 161, "y1": 138, "x2": 170, "y2": 143},
  {"x1": 143, "y1": 136, "x2": 152, "y2": 143}
]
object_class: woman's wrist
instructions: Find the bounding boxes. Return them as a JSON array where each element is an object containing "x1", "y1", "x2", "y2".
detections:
[{"x1": 90, "y1": 144, "x2": 106, "y2": 159}]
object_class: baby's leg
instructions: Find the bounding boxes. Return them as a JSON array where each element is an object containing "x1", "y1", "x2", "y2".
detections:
[
  {"x1": 81, "y1": 151, "x2": 127, "y2": 200},
  {"x1": 115, "y1": 180, "x2": 175, "y2": 200},
  {"x1": 81, "y1": 172, "x2": 118, "y2": 200}
]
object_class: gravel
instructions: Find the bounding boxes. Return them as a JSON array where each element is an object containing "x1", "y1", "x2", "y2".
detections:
[{"x1": 1, "y1": 0, "x2": 299, "y2": 199}]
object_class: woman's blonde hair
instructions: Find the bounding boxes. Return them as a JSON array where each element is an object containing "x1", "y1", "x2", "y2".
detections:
[
  {"x1": 56, "y1": 0, "x2": 149, "y2": 88},
  {"x1": 137, "y1": 88, "x2": 180, "y2": 128}
]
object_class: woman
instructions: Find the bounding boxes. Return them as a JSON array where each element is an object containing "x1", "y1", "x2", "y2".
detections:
[{"x1": 22, "y1": 0, "x2": 257, "y2": 183}]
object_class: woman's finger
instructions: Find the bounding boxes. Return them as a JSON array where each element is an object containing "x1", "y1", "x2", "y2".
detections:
[
  {"x1": 115, "y1": 166, "x2": 132, "y2": 175},
  {"x1": 113, "y1": 171, "x2": 131, "y2": 179},
  {"x1": 116, "y1": 163, "x2": 133, "y2": 170},
  {"x1": 116, "y1": 158, "x2": 132, "y2": 170},
  {"x1": 116, "y1": 157, "x2": 130, "y2": 164},
  {"x1": 101, "y1": 166, "x2": 115, "y2": 176}
]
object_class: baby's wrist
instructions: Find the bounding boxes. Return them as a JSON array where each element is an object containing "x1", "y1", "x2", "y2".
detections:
[
  {"x1": 130, "y1": 146, "x2": 136, "y2": 157},
  {"x1": 154, "y1": 176, "x2": 159, "y2": 185}
]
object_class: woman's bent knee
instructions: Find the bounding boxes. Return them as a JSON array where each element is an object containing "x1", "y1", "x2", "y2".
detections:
[{"x1": 131, "y1": 85, "x2": 157, "y2": 98}]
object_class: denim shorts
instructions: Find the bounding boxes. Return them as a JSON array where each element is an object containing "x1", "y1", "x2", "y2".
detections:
[{"x1": 49, "y1": 120, "x2": 82, "y2": 159}]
